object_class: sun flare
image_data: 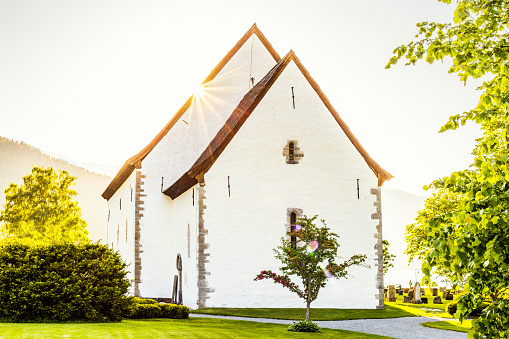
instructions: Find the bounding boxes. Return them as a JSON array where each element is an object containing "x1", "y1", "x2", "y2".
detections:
[{"x1": 193, "y1": 84, "x2": 205, "y2": 98}]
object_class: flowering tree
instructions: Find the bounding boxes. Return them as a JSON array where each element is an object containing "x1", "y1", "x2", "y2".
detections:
[{"x1": 255, "y1": 215, "x2": 367, "y2": 321}]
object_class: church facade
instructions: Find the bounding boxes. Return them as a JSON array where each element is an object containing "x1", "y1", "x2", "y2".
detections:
[{"x1": 102, "y1": 24, "x2": 392, "y2": 310}]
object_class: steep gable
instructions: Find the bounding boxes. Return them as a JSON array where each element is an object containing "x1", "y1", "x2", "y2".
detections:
[
  {"x1": 102, "y1": 24, "x2": 280, "y2": 200},
  {"x1": 165, "y1": 51, "x2": 392, "y2": 199}
]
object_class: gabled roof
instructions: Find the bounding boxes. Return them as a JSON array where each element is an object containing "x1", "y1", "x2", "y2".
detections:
[
  {"x1": 164, "y1": 51, "x2": 393, "y2": 199},
  {"x1": 102, "y1": 24, "x2": 281, "y2": 200}
]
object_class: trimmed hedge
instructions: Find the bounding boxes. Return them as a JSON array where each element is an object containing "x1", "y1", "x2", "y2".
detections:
[
  {"x1": 0, "y1": 243, "x2": 132, "y2": 322},
  {"x1": 128, "y1": 298, "x2": 189, "y2": 319}
]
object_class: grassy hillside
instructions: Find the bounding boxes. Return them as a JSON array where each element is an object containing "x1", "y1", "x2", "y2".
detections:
[{"x1": 0, "y1": 136, "x2": 111, "y2": 243}]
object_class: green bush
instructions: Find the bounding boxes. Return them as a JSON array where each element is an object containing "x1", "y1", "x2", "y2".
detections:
[
  {"x1": 127, "y1": 299, "x2": 189, "y2": 319},
  {"x1": 130, "y1": 304, "x2": 161, "y2": 319},
  {"x1": 132, "y1": 297, "x2": 157, "y2": 305},
  {"x1": 0, "y1": 243, "x2": 132, "y2": 322},
  {"x1": 288, "y1": 320, "x2": 322, "y2": 332},
  {"x1": 159, "y1": 303, "x2": 189, "y2": 319}
]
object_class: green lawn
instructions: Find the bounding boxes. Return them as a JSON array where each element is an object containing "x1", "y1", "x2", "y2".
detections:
[
  {"x1": 384, "y1": 289, "x2": 459, "y2": 318},
  {"x1": 0, "y1": 318, "x2": 394, "y2": 339},
  {"x1": 191, "y1": 305, "x2": 415, "y2": 321},
  {"x1": 422, "y1": 320, "x2": 472, "y2": 333}
]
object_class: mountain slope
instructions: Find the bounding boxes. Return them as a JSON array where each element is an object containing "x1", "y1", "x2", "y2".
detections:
[{"x1": 0, "y1": 137, "x2": 111, "y2": 243}]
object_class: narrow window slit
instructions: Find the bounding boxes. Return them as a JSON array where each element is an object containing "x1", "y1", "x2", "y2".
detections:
[
  {"x1": 290, "y1": 212, "x2": 297, "y2": 249},
  {"x1": 357, "y1": 179, "x2": 360, "y2": 199}
]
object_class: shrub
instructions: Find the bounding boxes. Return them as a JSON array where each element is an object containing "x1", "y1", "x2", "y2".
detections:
[
  {"x1": 160, "y1": 304, "x2": 189, "y2": 319},
  {"x1": 288, "y1": 320, "x2": 322, "y2": 332},
  {"x1": 127, "y1": 298, "x2": 189, "y2": 319},
  {"x1": 132, "y1": 297, "x2": 157, "y2": 305},
  {"x1": 130, "y1": 304, "x2": 162, "y2": 319},
  {"x1": 0, "y1": 243, "x2": 132, "y2": 322}
]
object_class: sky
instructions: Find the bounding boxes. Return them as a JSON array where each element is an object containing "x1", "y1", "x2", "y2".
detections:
[{"x1": 0, "y1": 0, "x2": 484, "y2": 196}]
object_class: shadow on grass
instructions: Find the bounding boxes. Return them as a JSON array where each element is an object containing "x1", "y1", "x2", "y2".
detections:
[{"x1": 191, "y1": 305, "x2": 415, "y2": 321}]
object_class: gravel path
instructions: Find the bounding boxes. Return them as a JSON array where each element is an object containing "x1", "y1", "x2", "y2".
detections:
[{"x1": 190, "y1": 314, "x2": 468, "y2": 339}]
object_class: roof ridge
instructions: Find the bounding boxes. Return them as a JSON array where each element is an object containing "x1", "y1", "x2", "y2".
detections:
[{"x1": 102, "y1": 24, "x2": 281, "y2": 200}]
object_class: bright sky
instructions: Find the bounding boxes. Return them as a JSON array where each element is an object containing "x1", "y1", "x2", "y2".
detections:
[{"x1": 0, "y1": 0, "x2": 483, "y2": 196}]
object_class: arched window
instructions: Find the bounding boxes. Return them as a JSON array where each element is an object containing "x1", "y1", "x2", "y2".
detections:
[{"x1": 290, "y1": 212, "x2": 297, "y2": 249}]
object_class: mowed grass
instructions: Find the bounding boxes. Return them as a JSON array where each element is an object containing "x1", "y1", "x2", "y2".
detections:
[
  {"x1": 384, "y1": 289, "x2": 459, "y2": 318},
  {"x1": 422, "y1": 320, "x2": 472, "y2": 333},
  {"x1": 0, "y1": 318, "x2": 394, "y2": 339},
  {"x1": 191, "y1": 305, "x2": 415, "y2": 321}
]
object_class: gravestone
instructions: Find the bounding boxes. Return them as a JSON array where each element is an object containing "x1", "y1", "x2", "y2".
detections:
[
  {"x1": 433, "y1": 296, "x2": 442, "y2": 304},
  {"x1": 403, "y1": 288, "x2": 409, "y2": 293},
  {"x1": 445, "y1": 293, "x2": 454, "y2": 300},
  {"x1": 432, "y1": 288, "x2": 438, "y2": 296},
  {"x1": 414, "y1": 282, "x2": 422, "y2": 304},
  {"x1": 398, "y1": 290, "x2": 403, "y2": 296},
  {"x1": 388, "y1": 285, "x2": 396, "y2": 302},
  {"x1": 403, "y1": 296, "x2": 413, "y2": 303},
  {"x1": 408, "y1": 290, "x2": 414, "y2": 298},
  {"x1": 421, "y1": 297, "x2": 428, "y2": 304}
]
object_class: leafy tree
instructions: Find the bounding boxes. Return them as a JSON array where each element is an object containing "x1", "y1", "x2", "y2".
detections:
[
  {"x1": 382, "y1": 240, "x2": 396, "y2": 274},
  {"x1": 255, "y1": 215, "x2": 367, "y2": 321},
  {"x1": 0, "y1": 167, "x2": 89, "y2": 245},
  {"x1": 387, "y1": 1, "x2": 509, "y2": 337},
  {"x1": 404, "y1": 189, "x2": 463, "y2": 283}
]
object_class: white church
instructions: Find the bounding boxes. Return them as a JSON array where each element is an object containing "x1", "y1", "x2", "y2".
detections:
[{"x1": 102, "y1": 24, "x2": 392, "y2": 310}]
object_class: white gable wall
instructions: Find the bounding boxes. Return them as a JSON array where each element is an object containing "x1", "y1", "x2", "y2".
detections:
[
  {"x1": 202, "y1": 60, "x2": 380, "y2": 308},
  {"x1": 134, "y1": 34, "x2": 278, "y2": 301},
  {"x1": 107, "y1": 170, "x2": 136, "y2": 292}
]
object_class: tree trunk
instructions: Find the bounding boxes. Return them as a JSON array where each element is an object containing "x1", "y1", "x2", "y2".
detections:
[{"x1": 305, "y1": 278, "x2": 311, "y2": 321}]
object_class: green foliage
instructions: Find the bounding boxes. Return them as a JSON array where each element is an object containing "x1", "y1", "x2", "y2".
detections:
[
  {"x1": 388, "y1": 1, "x2": 509, "y2": 337},
  {"x1": 132, "y1": 297, "x2": 157, "y2": 305},
  {"x1": 129, "y1": 304, "x2": 161, "y2": 319},
  {"x1": 288, "y1": 320, "x2": 322, "y2": 333},
  {"x1": 255, "y1": 215, "x2": 367, "y2": 321},
  {"x1": 127, "y1": 298, "x2": 189, "y2": 319},
  {"x1": 0, "y1": 243, "x2": 132, "y2": 322},
  {"x1": 159, "y1": 304, "x2": 189, "y2": 319},
  {"x1": 0, "y1": 167, "x2": 89, "y2": 245},
  {"x1": 447, "y1": 296, "x2": 489, "y2": 317},
  {"x1": 382, "y1": 240, "x2": 396, "y2": 274},
  {"x1": 404, "y1": 189, "x2": 463, "y2": 284}
]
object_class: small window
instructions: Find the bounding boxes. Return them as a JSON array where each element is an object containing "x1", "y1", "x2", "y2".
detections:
[
  {"x1": 290, "y1": 212, "x2": 297, "y2": 249},
  {"x1": 287, "y1": 208, "x2": 303, "y2": 248},
  {"x1": 283, "y1": 140, "x2": 304, "y2": 164}
]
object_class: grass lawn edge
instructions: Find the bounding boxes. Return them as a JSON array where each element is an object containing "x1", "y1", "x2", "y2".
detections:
[{"x1": 421, "y1": 320, "x2": 472, "y2": 333}]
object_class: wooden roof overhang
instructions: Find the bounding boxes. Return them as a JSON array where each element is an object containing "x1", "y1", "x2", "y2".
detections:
[
  {"x1": 102, "y1": 24, "x2": 281, "y2": 200},
  {"x1": 164, "y1": 51, "x2": 393, "y2": 200}
]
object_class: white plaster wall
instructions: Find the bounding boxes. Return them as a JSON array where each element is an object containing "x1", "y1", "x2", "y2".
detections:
[
  {"x1": 107, "y1": 170, "x2": 136, "y2": 293},
  {"x1": 203, "y1": 61, "x2": 380, "y2": 309},
  {"x1": 135, "y1": 34, "x2": 278, "y2": 301},
  {"x1": 171, "y1": 186, "x2": 199, "y2": 309}
]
